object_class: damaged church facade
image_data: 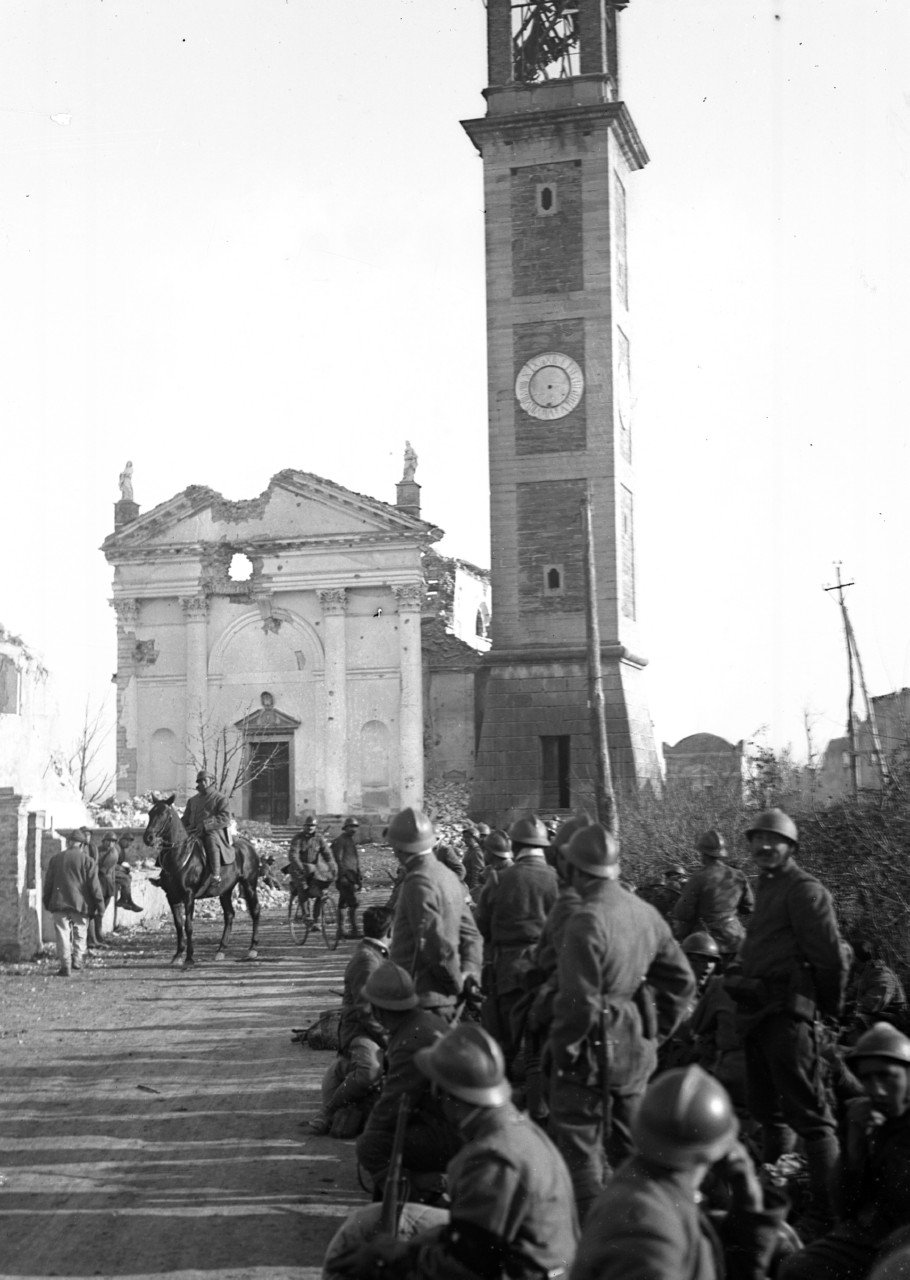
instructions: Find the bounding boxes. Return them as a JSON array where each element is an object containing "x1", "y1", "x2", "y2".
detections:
[{"x1": 102, "y1": 468, "x2": 489, "y2": 823}]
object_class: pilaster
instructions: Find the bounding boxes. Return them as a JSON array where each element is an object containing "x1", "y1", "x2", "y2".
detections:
[
  {"x1": 393, "y1": 583, "x2": 425, "y2": 808},
  {"x1": 181, "y1": 595, "x2": 209, "y2": 796},
  {"x1": 318, "y1": 589, "x2": 349, "y2": 813},
  {"x1": 111, "y1": 597, "x2": 140, "y2": 799}
]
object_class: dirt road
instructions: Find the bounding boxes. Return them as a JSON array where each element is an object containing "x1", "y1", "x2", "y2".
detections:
[{"x1": 0, "y1": 907, "x2": 368, "y2": 1280}]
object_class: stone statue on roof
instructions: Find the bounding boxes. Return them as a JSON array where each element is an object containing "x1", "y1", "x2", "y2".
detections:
[
  {"x1": 118, "y1": 461, "x2": 134, "y2": 502},
  {"x1": 402, "y1": 441, "x2": 418, "y2": 483}
]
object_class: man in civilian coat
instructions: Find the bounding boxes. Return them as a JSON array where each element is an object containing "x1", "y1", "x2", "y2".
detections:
[{"x1": 43, "y1": 831, "x2": 105, "y2": 977}]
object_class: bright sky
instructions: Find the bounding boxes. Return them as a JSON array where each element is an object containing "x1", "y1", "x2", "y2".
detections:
[{"x1": 2, "y1": 0, "x2": 908, "y2": 774}]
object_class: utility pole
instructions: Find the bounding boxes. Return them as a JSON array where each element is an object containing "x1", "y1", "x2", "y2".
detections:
[
  {"x1": 823, "y1": 564, "x2": 888, "y2": 795},
  {"x1": 582, "y1": 490, "x2": 618, "y2": 835}
]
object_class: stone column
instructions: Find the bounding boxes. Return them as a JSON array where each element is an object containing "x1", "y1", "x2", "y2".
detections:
[
  {"x1": 111, "y1": 597, "x2": 140, "y2": 800},
  {"x1": 318, "y1": 589, "x2": 348, "y2": 813},
  {"x1": 181, "y1": 595, "x2": 209, "y2": 797},
  {"x1": 394, "y1": 583, "x2": 424, "y2": 809}
]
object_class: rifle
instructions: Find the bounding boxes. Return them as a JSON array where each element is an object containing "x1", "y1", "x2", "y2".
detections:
[{"x1": 377, "y1": 1094, "x2": 411, "y2": 1238}]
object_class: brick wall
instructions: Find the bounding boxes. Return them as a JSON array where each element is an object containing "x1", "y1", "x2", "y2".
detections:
[
  {"x1": 511, "y1": 160, "x2": 583, "y2": 295},
  {"x1": 0, "y1": 788, "x2": 43, "y2": 961},
  {"x1": 517, "y1": 478, "x2": 586, "y2": 614},
  {"x1": 470, "y1": 659, "x2": 645, "y2": 822}
]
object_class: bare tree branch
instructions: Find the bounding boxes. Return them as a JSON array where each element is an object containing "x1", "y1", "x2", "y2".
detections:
[{"x1": 68, "y1": 698, "x2": 115, "y2": 804}]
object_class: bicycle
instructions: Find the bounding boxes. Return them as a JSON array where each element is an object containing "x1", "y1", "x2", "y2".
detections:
[{"x1": 287, "y1": 882, "x2": 340, "y2": 951}]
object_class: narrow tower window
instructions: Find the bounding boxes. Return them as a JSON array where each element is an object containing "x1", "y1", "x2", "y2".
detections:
[
  {"x1": 543, "y1": 564, "x2": 564, "y2": 595},
  {"x1": 541, "y1": 735, "x2": 571, "y2": 808},
  {"x1": 536, "y1": 183, "x2": 558, "y2": 216}
]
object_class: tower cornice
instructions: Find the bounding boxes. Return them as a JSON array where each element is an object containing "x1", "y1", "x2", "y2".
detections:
[{"x1": 462, "y1": 98, "x2": 648, "y2": 171}]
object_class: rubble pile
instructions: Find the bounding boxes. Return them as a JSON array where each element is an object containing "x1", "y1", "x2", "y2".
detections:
[
  {"x1": 88, "y1": 794, "x2": 156, "y2": 828},
  {"x1": 424, "y1": 778, "x2": 472, "y2": 848}
]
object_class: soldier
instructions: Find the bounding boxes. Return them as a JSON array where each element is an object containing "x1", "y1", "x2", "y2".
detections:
[
  {"x1": 476, "y1": 813, "x2": 559, "y2": 1069},
  {"x1": 461, "y1": 825, "x2": 486, "y2": 897},
  {"x1": 548, "y1": 823, "x2": 696, "y2": 1221},
  {"x1": 636, "y1": 864, "x2": 688, "y2": 922},
  {"x1": 846, "y1": 940, "x2": 908, "y2": 1038},
  {"x1": 671, "y1": 828, "x2": 754, "y2": 957},
  {"x1": 332, "y1": 817, "x2": 363, "y2": 939},
  {"x1": 306, "y1": 905, "x2": 392, "y2": 1138},
  {"x1": 88, "y1": 833, "x2": 120, "y2": 948},
  {"x1": 386, "y1": 807, "x2": 483, "y2": 1023},
  {"x1": 182, "y1": 770, "x2": 232, "y2": 891},
  {"x1": 571, "y1": 1067, "x2": 786, "y2": 1280},
  {"x1": 519, "y1": 813, "x2": 591, "y2": 1122},
  {"x1": 288, "y1": 815, "x2": 335, "y2": 920},
  {"x1": 780, "y1": 1023, "x2": 910, "y2": 1280},
  {"x1": 659, "y1": 933, "x2": 723, "y2": 1072},
  {"x1": 335, "y1": 1024, "x2": 579, "y2": 1280},
  {"x1": 732, "y1": 808, "x2": 848, "y2": 1237},
  {"x1": 355, "y1": 961, "x2": 460, "y2": 1196}
]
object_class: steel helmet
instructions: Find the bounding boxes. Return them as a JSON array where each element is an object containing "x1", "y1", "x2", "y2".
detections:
[
  {"x1": 564, "y1": 824, "x2": 620, "y2": 878},
  {"x1": 682, "y1": 932, "x2": 721, "y2": 960},
  {"x1": 696, "y1": 829, "x2": 727, "y2": 859},
  {"x1": 415, "y1": 1024, "x2": 511, "y2": 1107},
  {"x1": 553, "y1": 812, "x2": 593, "y2": 853},
  {"x1": 475, "y1": 822, "x2": 491, "y2": 838},
  {"x1": 483, "y1": 829, "x2": 513, "y2": 859},
  {"x1": 195, "y1": 770, "x2": 214, "y2": 784},
  {"x1": 303, "y1": 814, "x2": 317, "y2": 829},
  {"x1": 666, "y1": 864, "x2": 688, "y2": 880},
  {"x1": 846, "y1": 1022, "x2": 910, "y2": 1069},
  {"x1": 343, "y1": 817, "x2": 359, "y2": 830},
  {"x1": 387, "y1": 806, "x2": 435, "y2": 854},
  {"x1": 364, "y1": 962, "x2": 419, "y2": 1011},
  {"x1": 745, "y1": 808, "x2": 798, "y2": 846},
  {"x1": 508, "y1": 814, "x2": 551, "y2": 849},
  {"x1": 633, "y1": 1066, "x2": 738, "y2": 1170}
]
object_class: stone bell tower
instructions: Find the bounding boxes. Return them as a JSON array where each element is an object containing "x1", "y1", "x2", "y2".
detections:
[{"x1": 463, "y1": 0, "x2": 660, "y2": 820}]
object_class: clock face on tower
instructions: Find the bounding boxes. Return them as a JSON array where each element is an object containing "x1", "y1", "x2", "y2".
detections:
[{"x1": 515, "y1": 351, "x2": 584, "y2": 421}]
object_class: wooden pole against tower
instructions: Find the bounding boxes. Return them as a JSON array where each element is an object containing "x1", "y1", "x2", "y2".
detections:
[
  {"x1": 582, "y1": 489, "x2": 618, "y2": 835},
  {"x1": 823, "y1": 564, "x2": 888, "y2": 794}
]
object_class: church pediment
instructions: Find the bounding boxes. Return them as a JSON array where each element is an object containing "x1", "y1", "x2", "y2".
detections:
[
  {"x1": 102, "y1": 469, "x2": 443, "y2": 559},
  {"x1": 234, "y1": 704, "x2": 302, "y2": 736}
]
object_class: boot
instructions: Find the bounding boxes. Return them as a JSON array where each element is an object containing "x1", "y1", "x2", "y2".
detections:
[
  {"x1": 55, "y1": 963, "x2": 71, "y2": 977},
  {"x1": 796, "y1": 1132, "x2": 839, "y2": 1241},
  {"x1": 117, "y1": 892, "x2": 142, "y2": 912}
]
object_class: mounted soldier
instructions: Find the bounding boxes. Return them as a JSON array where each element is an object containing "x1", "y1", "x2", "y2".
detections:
[{"x1": 182, "y1": 770, "x2": 232, "y2": 892}]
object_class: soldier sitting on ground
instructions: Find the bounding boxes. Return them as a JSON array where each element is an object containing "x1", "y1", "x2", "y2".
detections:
[
  {"x1": 332, "y1": 1024, "x2": 579, "y2": 1280},
  {"x1": 844, "y1": 940, "x2": 908, "y2": 1041},
  {"x1": 305, "y1": 906, "x2": 393, "y2": 1139},
  {"x1": 355, "y1": 962, "x2": 461, "y2": 1201},
  {"x1": 636, "y1": 864, "x2": 688, "y2": 922},
  {"x1": 780, "y1": 1023, "x2": 910, "y2": 1280},
  {"x1": 570, "y1": 1066, "x2": 787, "y2": 1280}
]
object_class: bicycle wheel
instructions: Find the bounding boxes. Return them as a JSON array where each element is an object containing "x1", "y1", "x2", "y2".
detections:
[
  {"x1": 288, "y1": 891, "x2": 311, "y2": 946},
  {"x1": 320, "y1": 893, "x2": 340, "y2": 951}
]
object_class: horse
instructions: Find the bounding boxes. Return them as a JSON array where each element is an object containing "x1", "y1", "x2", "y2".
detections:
[{"x1": 142, "y1": 795, "x2": 262, "y2": 966}]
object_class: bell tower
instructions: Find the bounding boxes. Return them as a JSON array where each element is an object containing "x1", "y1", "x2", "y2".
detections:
[{"x1": 463, "y1": 0, "x2": 660, "y2": 820}]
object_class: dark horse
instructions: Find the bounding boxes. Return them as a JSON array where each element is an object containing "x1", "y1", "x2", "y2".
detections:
[{"x1": 142, "y1": 795, "x2": 262, "y2": 966}]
